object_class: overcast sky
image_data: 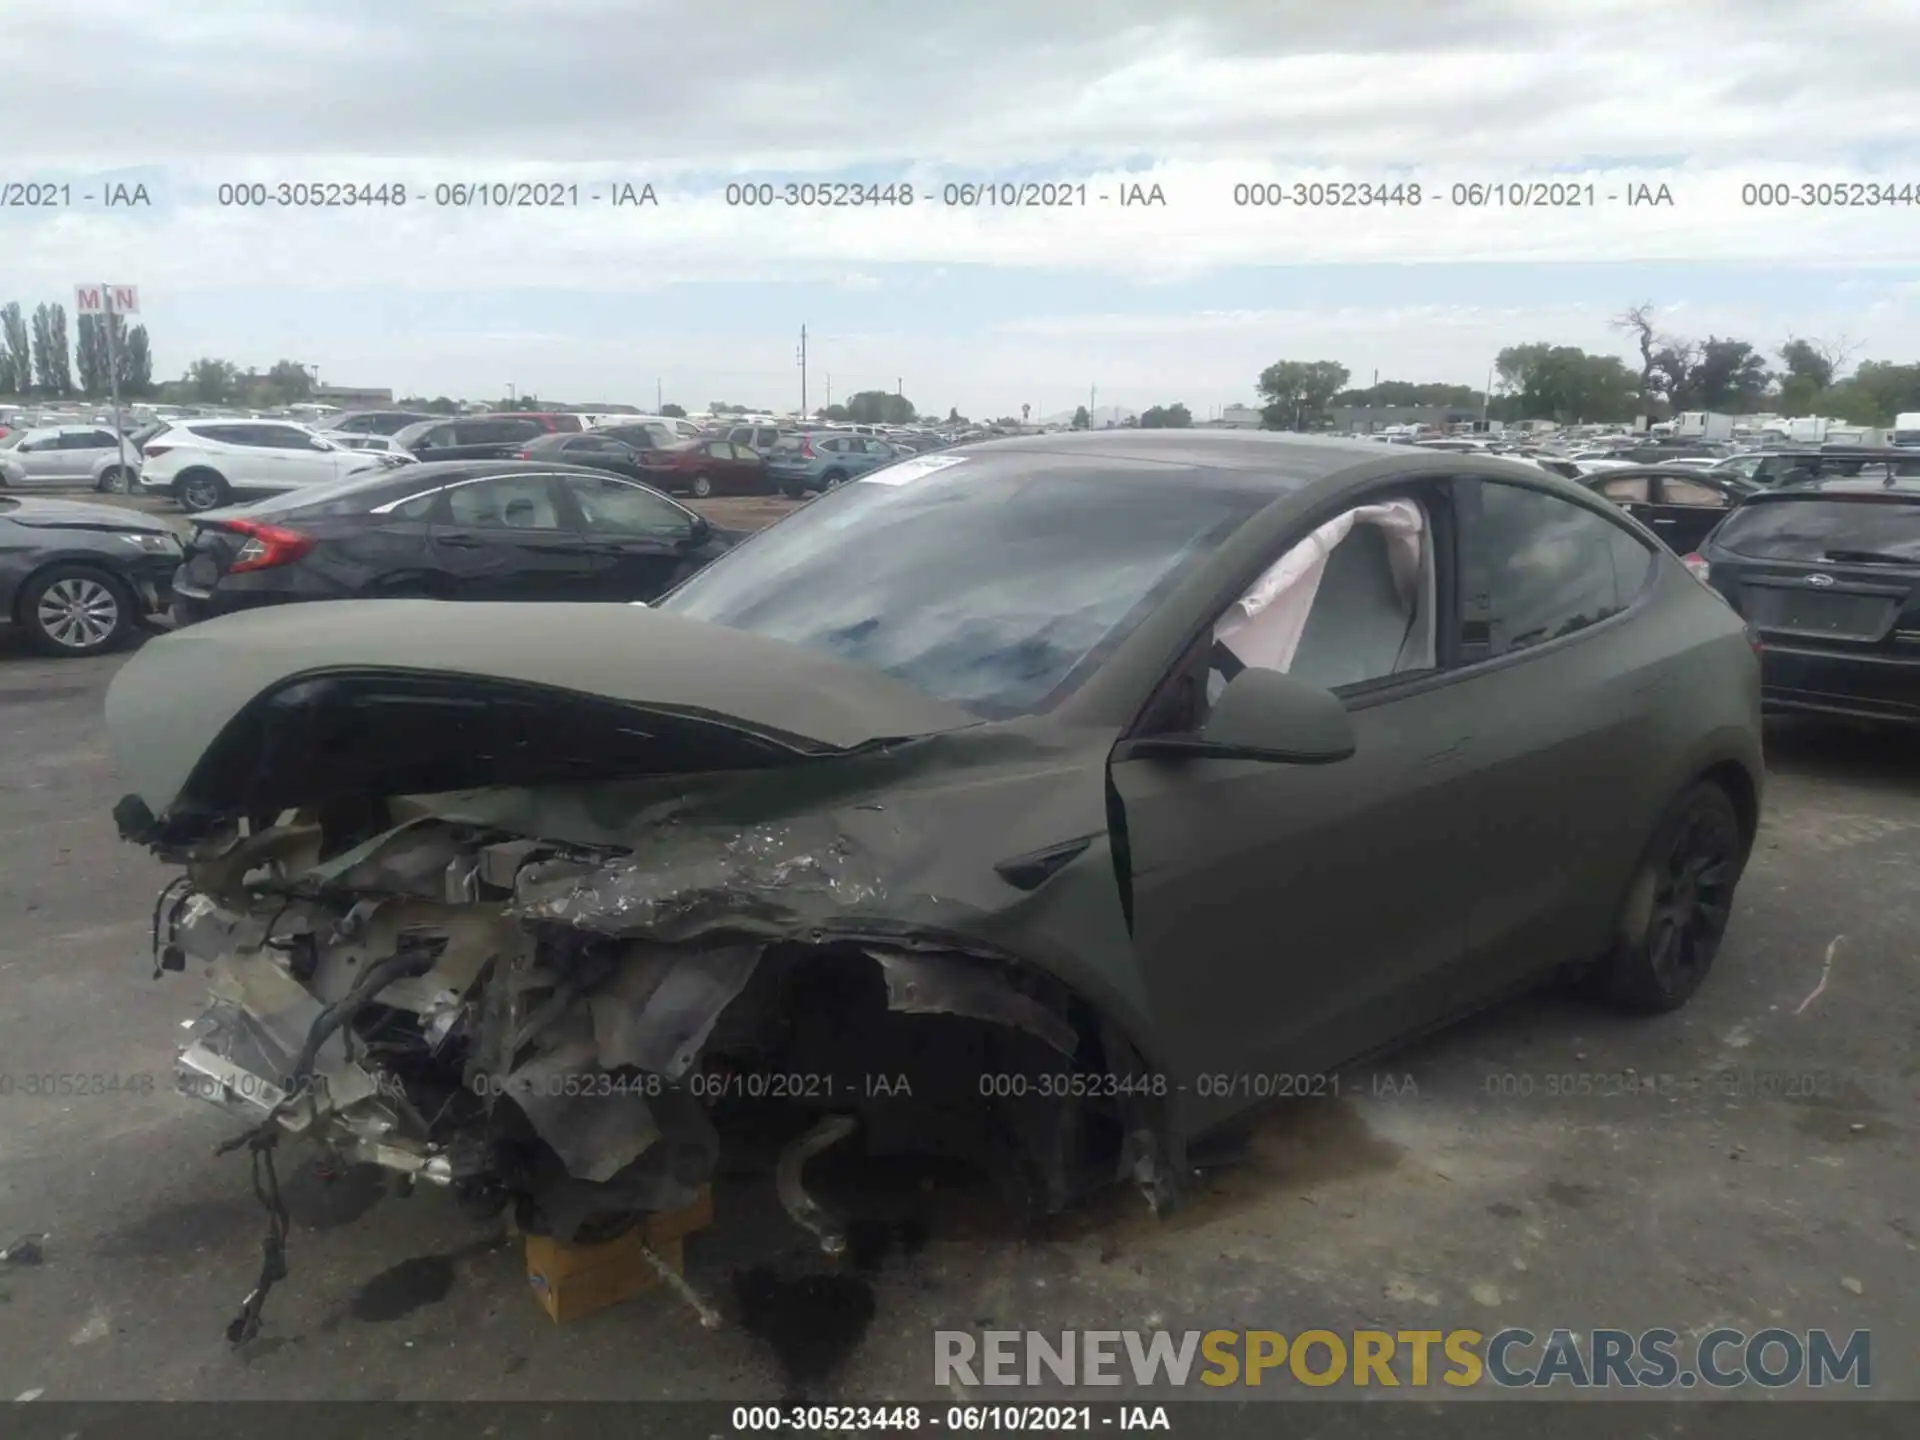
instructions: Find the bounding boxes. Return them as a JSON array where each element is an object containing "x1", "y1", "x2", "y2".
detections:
[{"x1": 6, "y1": 0, "x2": 1919, "y2": 416}]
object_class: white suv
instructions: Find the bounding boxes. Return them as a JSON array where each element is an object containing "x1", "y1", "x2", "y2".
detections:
[
  {"x1": 137, "y1": 419, "x2": 398, "y2": 512},
  {"x1": 0, "y1": 424, "x2": 144, "y2": 492}
]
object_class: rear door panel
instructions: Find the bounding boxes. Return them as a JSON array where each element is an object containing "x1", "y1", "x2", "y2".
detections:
[{"x1": 427, "y1": 474, "x2": 597, "y2": 599}]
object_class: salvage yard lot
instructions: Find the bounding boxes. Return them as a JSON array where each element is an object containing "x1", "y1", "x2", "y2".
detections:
[{"x1": 0, "y1": 596, "x2": 1915, "y2": 1400}]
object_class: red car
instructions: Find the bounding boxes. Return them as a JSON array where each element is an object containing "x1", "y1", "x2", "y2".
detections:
[{"x1": 636, "y1": 438, "x2": 773, "y2": 498}]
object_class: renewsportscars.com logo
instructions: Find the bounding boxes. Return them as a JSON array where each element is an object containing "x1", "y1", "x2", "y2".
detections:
[{"x1": 934, "y1": 1327, "x2": 1872, "y2": 1390}]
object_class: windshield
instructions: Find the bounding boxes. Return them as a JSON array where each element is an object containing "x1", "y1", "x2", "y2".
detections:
[
  {"x1": 658, "y1": 453, "x2": 1271, "y2": 716},
  {"x1": 1715, "y1": 496, "x2": 1920, "y2": 562}
]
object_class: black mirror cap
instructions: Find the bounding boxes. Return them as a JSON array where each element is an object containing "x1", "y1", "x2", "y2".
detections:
[{"x1": 1205, "y1": 666, "x2": 1355, "y2": 762}]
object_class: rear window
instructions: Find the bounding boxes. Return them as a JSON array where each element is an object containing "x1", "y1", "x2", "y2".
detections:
[
  {"x1": 235, "y1": 469, "x2": 418, "y2": 518},
  {"x1": 1714, "y1": 496, "x2": 1920, "y2": 563}
]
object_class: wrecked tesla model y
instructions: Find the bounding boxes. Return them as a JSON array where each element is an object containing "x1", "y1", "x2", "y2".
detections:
[{"x1": 106, "y1": 431, "x2": 1763, "y2": 1334}]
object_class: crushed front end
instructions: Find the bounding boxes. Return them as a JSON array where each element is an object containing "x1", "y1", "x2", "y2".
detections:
[{"x1": 129, "y1": 792, "x2": 1177, "y2": 1338}]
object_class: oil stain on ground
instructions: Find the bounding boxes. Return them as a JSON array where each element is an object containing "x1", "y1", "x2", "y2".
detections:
[
  {"x1": 348, "y1": 1254, "x2": 457, "y2": 1322},
  {"x1": 345, "y1": 1236, "x2": 502, "y2": 1323},
  {"x1": 729, "y1": 1151, "x2": 942, "y2": 1398},
  {"x1": 722, "y1": 1099, "x2": 1398, "y2": 1394}
]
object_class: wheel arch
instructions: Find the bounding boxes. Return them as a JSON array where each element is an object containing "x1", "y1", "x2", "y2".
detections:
[{"x1": 1695, "y1": 757, "x2": 1761, "y2": 861}]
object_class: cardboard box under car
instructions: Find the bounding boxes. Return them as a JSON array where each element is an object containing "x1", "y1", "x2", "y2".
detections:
[{"x1": 523, "y1": 1187, "x2": 713, "y2": 1323}]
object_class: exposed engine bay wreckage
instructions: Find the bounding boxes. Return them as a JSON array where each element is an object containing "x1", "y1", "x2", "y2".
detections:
[{"x1": 106, "y1": 601, "x2": 1187, "y2": 1341}]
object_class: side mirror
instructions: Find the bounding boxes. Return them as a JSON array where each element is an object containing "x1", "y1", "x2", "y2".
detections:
[
  {"x1": 1119, "y1": 668, "x2": 1356, "y2": 765},
  {"x1": 685, "y1": 515, "x2": 711, "y2": 545},
  {"x1": 1204, "y1": 667, "x2": 1355, "y2": 761}
]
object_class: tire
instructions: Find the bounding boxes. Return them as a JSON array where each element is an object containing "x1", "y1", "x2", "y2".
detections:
[
  {"x1": 96, "y1": 465, "x2": 132, "y2": 495},
  {"x1": 18, "y1": 564, "x2": 136, "y2": 658},
  {"x1": 1594, "y1": 781, "x2": 1745, "y2": 1013},
  {"x1": 175, "y1": 469, "x2": 230, "y2": 512},
  {"x1": 691, "y1": 473, "x2": 714, "y2": 498},
  {"x1": 822, "y1": 471, "x2": 847, "y2": 490}
]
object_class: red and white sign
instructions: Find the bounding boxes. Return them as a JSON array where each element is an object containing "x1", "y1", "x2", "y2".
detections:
[{"x1": 74, "y1": 284, "x2": 139, "y2": 315}]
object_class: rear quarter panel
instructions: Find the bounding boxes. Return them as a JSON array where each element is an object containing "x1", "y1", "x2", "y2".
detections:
[{"x1": 1617, "y1": 558, "x2": 1765, "y2": 844}]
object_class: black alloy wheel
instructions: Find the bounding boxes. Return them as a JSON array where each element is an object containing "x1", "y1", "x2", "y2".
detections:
[{"x1": 1601, "y1": 782, "x2": 1744, "y2": 1012}]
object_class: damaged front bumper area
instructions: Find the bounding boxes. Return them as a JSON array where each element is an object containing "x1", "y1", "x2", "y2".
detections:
[{"x1": 150, "y1": 808, "x2": 1170, "y2": 1250}]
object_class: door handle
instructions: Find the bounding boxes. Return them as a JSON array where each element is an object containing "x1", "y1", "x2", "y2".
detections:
[
  {"x1": 1653, "y1": 518, "x2": 1678, "y2": 526},
  {"x1": 436, "y1": 532, "x2": 483, "y2": 548},
  {"x1": 1421, "y1": 739, "x2": 1467, "y2": 766}
]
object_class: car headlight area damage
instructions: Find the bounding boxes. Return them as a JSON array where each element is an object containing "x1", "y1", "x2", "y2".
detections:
[{"x1": 105, "y1": 602, "x2": 1178, "y2": 1342}]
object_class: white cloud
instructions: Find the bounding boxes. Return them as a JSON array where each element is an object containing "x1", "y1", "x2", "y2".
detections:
[
  {"x1": 4, "y1": 0, "x2": 1920, "y2": 405},
  {"x1": 9, "y1": 159, "x2": 1920, "y2": 299}
]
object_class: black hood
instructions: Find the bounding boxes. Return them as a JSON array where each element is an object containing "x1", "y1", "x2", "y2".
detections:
[{"x1": 1, "y1": 496, "x2": 175, "y2": 535}]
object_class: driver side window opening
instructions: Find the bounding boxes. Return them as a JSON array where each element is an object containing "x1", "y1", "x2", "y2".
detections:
[{"x1": 1205, "y1": 495, "x2": 1436, "y2": 708}]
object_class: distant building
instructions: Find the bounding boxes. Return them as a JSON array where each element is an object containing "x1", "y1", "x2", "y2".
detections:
[
  {"x1": 312, "y1": 384, "x2": 394, "y2": 406},
  {"x1": 1334, "y1": 403, "x2": 1478, "y2": 434},
  {"x1": 1213, "y1": 404, "x2": 1264, "y2": 428}
]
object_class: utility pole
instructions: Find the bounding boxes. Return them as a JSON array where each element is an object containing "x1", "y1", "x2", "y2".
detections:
[
  {"x1": 102, "y1": 286, "x2": 126, "y2": 473},
  {"x1": 797, "y1": 325, "x2": 808, "y2": 418},
  {"x1": 1090, "y1": 384, "x2": 1097, "y2": 427},
  {"x1": 1482, "y1": 363, "x2": 1493, "y2": 427},
  {"x1": 826, "y1": 372, "x2": 832, "y2": 408},
  {"x1": 656, "y1": 378, "x2": 662, "y2": 411}
]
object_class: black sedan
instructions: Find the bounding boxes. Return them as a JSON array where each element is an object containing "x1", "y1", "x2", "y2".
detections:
[
  {"x1": 1, "y1": 495, "x2": 182, "y2": 656},
  {"x1": 1697, "y1": 475, "x2": 1920, "y2": 727},
  {"x1": 390, "y1": 415, "x2": 551, "y2": 462},
  {"x1": 515, "y1": 431, "x2": 653, "y2": 479},
  {"x1": 168, "y1": 460, "x2": 739, "y2": 626},
  {"x1": 1581, "y1": 465, "x2": 1758, "y2": 553}
]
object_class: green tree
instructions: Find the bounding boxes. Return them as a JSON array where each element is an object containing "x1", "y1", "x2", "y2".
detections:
[
  {"x1": 1823, "y1": 361, "x2": 1920, "y2": 425},
  {"x1": 31, "y1": 303, "x2": 73, "y2": 394},
  {"x1": 1775, "y1": 336, "x2": 1850, "y2": 414},
  {"x1": 659, "y1": 402, "x2": 686, "y2": 417},
  {"x1": 0, "y1": 341, "x2": 14, "y2": 396},
  {"x1": 820, "y1": 403, "x2": 851, "y2": 422},
  {"x1": 1611, "y1": 303, "x2": 1661, "y2": 418},
  {"x1": 2, "y1": 304, "x2": 34, "y2": 395},
  {"x1": 947, "y1": 406, "x2": 964, "y2": 424},
  {"x1": 75, "y1": 313, "x2": 130, "y2": 397},
  {"x1": 187, "y1": 357, "x2": 243, "y2": 404},
  {"x1": 266, "y1": 359, "x2": 313, "y2": 403},
  {"x1": 1139, "y1": 402, "x2": 1192, "y2": 428},
  {"x1": 1495, "y1": 344, "x2": 1637, "y2": 423},
  {"x1": 1333, "y1": 380, "x2": 1478, "y2": 409},
  {"x1": 120, "y1": 325, "x2": 153, "y2": 395},
  {"x1": 1071, "y1": 404, "x2": 1091, "y2": 430},
  {"x1": 1688, "y1": 337, "x2": 1771, "y2": 411},
  {"x1": 709, "y1": 401, "x2": 747, "y2": 414},
  {"x1": 1256, "y1": 359, "x2": 1350, "y2": 428},
  {"x1": 845, "y1": 390, "x2": 915, "y2": 424}
]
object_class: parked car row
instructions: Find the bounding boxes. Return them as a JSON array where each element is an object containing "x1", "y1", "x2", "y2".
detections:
[
  {"x1": 168, "y1": 460, "x2": 743, "y2": 626},
  {"x1": 11, "y1": 428, "x2": 1917, "y2": 743}
]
